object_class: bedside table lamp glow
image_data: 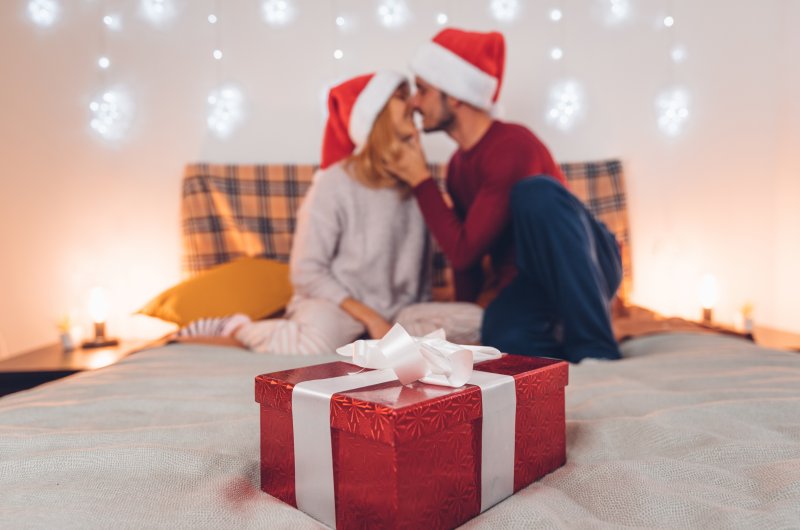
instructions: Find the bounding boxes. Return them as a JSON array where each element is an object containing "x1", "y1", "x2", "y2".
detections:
[
  {"x1": 700, "y1": 273, "x2": 717, "y2": 324},
  {"x1": 82, "y1": 287, "x2": 119, "y2": 349}
]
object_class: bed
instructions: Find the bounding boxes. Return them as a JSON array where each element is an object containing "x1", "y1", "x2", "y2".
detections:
[{"x1": 1, "y1": 161, "x2": 798, "y2": 529}]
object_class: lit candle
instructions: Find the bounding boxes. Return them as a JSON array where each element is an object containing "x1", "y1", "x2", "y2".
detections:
[
  {"x1": 699, "y1": 274, "x2": 717, "y2": 324},
  {"x1": 83, "y1": 287, "x2": 118, "y2": 348},
  {"x1": 88, "y1": 287, "x2": 110, "y2": 339}
]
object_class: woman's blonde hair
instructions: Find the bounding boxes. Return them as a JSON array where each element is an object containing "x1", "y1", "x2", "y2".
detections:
[{"x1": 344, "y1": 87, "x2": 410, "y2": 196}]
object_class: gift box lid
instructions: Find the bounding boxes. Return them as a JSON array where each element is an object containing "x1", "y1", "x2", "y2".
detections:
[{"x1": 255, "y1": 354, "x2": 568, "y2": 447}]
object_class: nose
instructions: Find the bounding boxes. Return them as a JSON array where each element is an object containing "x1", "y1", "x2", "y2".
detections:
[{"x1": 409, "y1": 92, "x2": 421, "y2": 111}]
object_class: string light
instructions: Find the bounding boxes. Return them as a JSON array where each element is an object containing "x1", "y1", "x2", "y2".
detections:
[
  {"x1": 90, "y1": 1, "x2": 130, "y2": 140},
  {"x1": 89, "y1": 89, "x2": 134, "y2": 141},
  {"x1": 657, "y1": 4, "x2": 690, "y2": 135},
  {"x1": 656, "y1": 87, "x2": 689, "y2": 136},
  {"x1": 490, "y1": 0, "x2": 520, "y2": 22},
  {"x1": 605, "y1": 0, "x2": 631, "y2": 23},
  {"x1": 547, "y1": 81, "x2": 584, "y2": 131},
  {"x1": 25, "y1": 1, "x2": 698, "y2": 146},
  {"x1": 141, "y1": 0, "x2": 177, "y2": 25},
  {"x1": 102, "y1": 14, "x2": 122, "y2": 31},
  {"x1": 671, "y1": 45, "x2": 687, "y2": 63},
  {"x1": 210, "y1": 2, "x2": 223, "y2": 62},
  {"x1": 262, "y1": 0, "x2": 295, "y2": 26},
  {"x1": 207, "y1": 85, "x2": 245, "y2": 139},
  {"x1": 377, "y1": 0, "x2": 410, "y2": 28},
  {"x1": 332, "y1": 1, "x2": 346, "y2": 64},
  {"x1": 27, "y1": 0, "x2": 60, "y2": 27}
]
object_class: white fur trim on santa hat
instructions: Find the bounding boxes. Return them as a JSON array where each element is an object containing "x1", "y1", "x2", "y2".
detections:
[
  {"x1": 350, "y1": 70, "x2": 407, "y2": 150},
  {"x1": 410, "y1": 41, "x2": 498, "y2": 111}
]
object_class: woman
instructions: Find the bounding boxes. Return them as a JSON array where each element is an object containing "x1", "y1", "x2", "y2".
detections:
[{"x1": 178, "y1": 71, "x2": 436, "y2": 354}]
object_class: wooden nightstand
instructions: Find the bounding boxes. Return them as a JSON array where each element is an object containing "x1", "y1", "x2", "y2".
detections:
[
  {"x1": 0, "y1": 341, "x2": 146, "y2": 397},
  {"x1": 753, "y1": 326, "x2": 800, "y2": 352},
  {"x1": 699, "y1": 323, "x2": 800, "y2": 352}
]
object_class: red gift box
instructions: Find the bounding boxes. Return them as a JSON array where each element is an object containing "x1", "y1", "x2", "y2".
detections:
[{"x1": 255, "y1": 354, "x2": 568, "y2": 529}]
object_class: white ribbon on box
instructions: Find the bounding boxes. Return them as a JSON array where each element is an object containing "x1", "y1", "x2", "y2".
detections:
[{"x1": 291, "y1": 324, "x2": 517, "y2": 528}]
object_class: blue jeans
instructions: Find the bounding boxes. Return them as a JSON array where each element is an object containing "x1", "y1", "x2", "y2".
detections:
[{"x1": 481, "y1": 176, "x2": 622, "y2": 362}]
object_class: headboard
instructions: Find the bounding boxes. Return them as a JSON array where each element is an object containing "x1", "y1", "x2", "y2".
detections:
[{"x1": 181, "y1": 160, "x2": 631, "y2": 302}]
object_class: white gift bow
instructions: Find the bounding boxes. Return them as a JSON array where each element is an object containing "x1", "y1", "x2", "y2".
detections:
[{"x1": 335, "y1": 323, "x2": 502, "y2": 388}]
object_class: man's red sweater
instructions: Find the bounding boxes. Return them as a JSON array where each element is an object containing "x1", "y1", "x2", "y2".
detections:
[{"x1": 412, "y1": 120, "x2": 565, "y2": 303}]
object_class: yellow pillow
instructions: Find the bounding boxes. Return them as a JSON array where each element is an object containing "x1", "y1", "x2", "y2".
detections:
[{"x1": 138, "y1": 257, "x2": 292, "y2": 326}]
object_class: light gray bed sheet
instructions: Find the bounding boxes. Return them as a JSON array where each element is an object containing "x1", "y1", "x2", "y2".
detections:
[{"x1": 1, "y1": 333, "x2": 798, "y2": 529}]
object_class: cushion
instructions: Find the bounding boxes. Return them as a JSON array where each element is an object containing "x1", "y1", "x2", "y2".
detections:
[
  {"x1": 180, "y1": 163, "x2": 450, "y2": 288},
  {"x1": 181, "y1": 160, "x2": 631, "y2": 304},
  {"x1": 139, "y1": 257, "x2": 291, "y2": 326}
]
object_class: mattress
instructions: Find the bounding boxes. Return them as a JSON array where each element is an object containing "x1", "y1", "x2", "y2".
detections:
[{"x1": 0, "y1": 333, "x2": 798, "y2": 529}]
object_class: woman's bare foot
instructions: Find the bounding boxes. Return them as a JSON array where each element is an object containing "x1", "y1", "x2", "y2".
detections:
[
  {"x1": 172, "y1": 335, "x2": 246, "y2": 348},
  {"x1": 176, "y1": 314, "x2": 252, "y2": 339}
]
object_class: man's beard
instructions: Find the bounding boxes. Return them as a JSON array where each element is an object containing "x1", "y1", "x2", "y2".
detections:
[{"x1": 422, "y1": 96, "x2": 456, "y2": 133}]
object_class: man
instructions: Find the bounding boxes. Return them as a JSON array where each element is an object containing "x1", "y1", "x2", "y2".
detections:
[{"x1": 386, "y1": 28, "x2": 623, "y2": 362}]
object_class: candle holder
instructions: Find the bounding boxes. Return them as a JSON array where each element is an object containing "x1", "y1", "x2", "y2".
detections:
[
  {"x1": 699, "y1": 273, "x2": 717, "y2": 326},
  {"x1": 82, "y1": 321, "x2": 119, "y2": 349},
  {"x1": 81, "y1": 287, "x2": 119, "y2": 349}
]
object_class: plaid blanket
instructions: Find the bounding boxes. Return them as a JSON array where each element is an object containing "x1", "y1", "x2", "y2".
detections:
[{"x1": 182, "y1": 160, "x2": 631, "y2": 302}]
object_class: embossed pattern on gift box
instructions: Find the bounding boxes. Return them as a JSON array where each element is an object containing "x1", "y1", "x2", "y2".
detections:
[{"x1": 255, "y1": 355, "x2": 568, "y2": 529}]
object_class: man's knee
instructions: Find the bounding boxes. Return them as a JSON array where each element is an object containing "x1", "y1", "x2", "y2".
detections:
[
  {"x1": 510, "y1": 176, "x2": 565, "y2": 221},
  {"x1": 481, "y1": 321, "x2": 526, "y2": 354},
  {"x1": 481, "y1": 305, "x2": 527, "y2": 352}
]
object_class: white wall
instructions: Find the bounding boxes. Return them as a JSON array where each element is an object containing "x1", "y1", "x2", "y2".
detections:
[
  {"x1": 0, "y1": 0, "x2": 797, "y2": 357},
  {"x1": 773, "y1": 0, "x2": 800, "y2": 333}
]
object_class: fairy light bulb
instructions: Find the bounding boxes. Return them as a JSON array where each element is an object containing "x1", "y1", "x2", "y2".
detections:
[
  {"x1": 28, "y1": 0, "x2": 60, "y2": 27},
  {"x1": 89, "y1": 89, "x2": 134, "y2": 141},
  {"x1": 656, "y1": 87, "x2": 690, "y2": 136},
  {"x1": 207, "y1": 85, "x2": 245, "y2": 139},
  {"x1": 547, "y1": 80, "x2": 584, "y2": 131},
  {"x1": 607, "y1": 0, "x2": 631, "y2": 23},
  {"x1": 377, "y1": 0, "x2": 410, "y2": 28},
  {"x1": 671, "y1": 45, "x2": 687, "y2": 63},
  {"x1": 262, "y1": 0, "x2": 296, "y2": 26},
  {"x1": 141, "y1": 0, "x2": 177, "y2": 25},
  {"x1": 103, "y1": 14, "x2": 122, "y2": 31},
  {"x1": 490, "y1": 0, "x2": 520, "y2": 22}
]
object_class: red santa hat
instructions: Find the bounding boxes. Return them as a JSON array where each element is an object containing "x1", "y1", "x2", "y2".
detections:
[
  {"x1": 321, "y1": 70, "x2": 407, "y2": 169},
  {"x1": 410, "y1": 28, "x2": 505, "y2": 111}
]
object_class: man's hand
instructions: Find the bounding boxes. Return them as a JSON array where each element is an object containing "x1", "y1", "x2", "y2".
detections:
[{"x1": 385, "y1": 133, "x2": 432, "y2": 188}]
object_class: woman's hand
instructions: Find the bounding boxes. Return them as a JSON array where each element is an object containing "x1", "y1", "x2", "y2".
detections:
[
  {"x1": 365, "y1": 316, "x2": 393, "y2": 340},
  {"x1": 339, "y1": 297, "x2": 392, "y2": 339}
]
